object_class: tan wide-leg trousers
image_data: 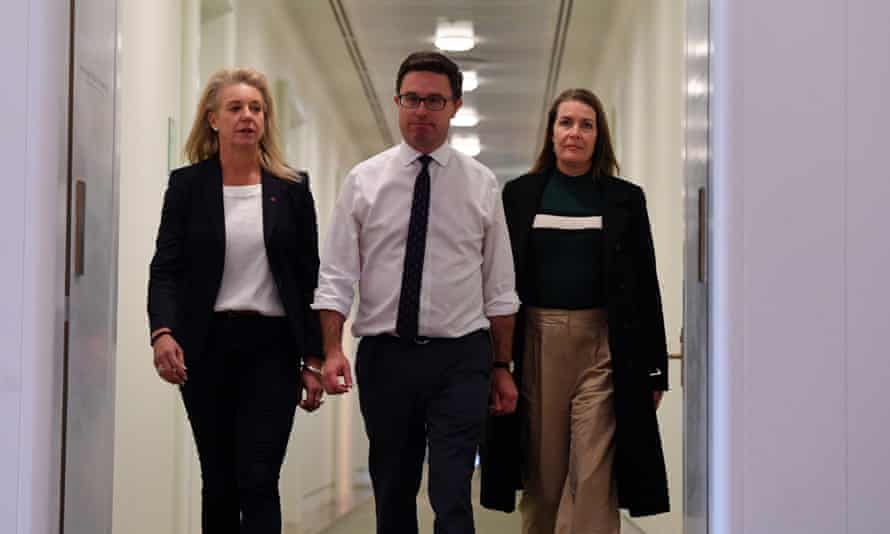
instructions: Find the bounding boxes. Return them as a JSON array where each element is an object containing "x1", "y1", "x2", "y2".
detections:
[{"x1": 519, "y1": 307, "x2": 619, "y2": 534}]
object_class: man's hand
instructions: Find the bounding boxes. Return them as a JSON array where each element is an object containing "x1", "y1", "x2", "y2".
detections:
[
  {"x1": 319, "y1": 310, "x2": 352, "y2": 395},
  {"x1": 322, "y1": 348, "x2": 353, "y2": 395},
  {"x1": 152, "y1": 333, "x2": 187, "y2": 385},
  {"x1": 488, "y1": 314, "x2": 517, "y2": 416},
  {"x1": 489, "y1": 367, "x2": 518, "y2": 416}
]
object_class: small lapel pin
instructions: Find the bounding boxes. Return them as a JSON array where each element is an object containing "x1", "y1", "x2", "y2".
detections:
[{"x1": 270, "y1": 196, "x2": 278, "y2": 203}]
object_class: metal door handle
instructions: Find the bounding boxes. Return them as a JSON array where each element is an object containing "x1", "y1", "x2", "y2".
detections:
[
  {"x1": 74, "y1": 180, "x2": 85, "y2": 276},
  {"x1": 698, "y1": 187, "x2": 707, "y2": 283}
]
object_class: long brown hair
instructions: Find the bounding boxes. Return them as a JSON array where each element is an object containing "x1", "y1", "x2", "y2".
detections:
[
  {"x1": 530, "y1": 88, "x2": 620, "y2": 177},
  {"x1": 184, "y1": 68, "x2": 300, "y2": 182}
]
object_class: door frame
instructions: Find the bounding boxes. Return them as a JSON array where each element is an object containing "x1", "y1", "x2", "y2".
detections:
[{"x1": 683, "y1": 0, "x2": 711, "y2": 533}]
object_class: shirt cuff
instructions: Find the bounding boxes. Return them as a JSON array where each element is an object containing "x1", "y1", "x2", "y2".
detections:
[
  {"x1": 310, "y1": 295, "x2": 352, "y2": 317},
  {"x1": 484, "y1": 290, "x2": 521, "y2": 317}
]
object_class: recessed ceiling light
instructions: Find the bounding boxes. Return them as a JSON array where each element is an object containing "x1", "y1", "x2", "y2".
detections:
[
  {"x1": 451, "y1": 107, "x2": 479, "y2": 127},
  {"x1": 435, "y1": 20, "x2": 475, "y2": 52},
  {"x1": 462, "y1": 70, "x2": 478, "y2": 92},
  {"x1": 452, "y1": 134, "x2": 481, "y2": 157}
]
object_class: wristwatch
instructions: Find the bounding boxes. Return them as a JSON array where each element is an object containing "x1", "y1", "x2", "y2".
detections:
[{"x1": 492, "y1": 360, "x2": 513, "y2": 372}]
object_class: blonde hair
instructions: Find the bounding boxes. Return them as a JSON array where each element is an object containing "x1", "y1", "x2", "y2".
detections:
[{"x1": 184, "y1": 67, "x2": 300, "y2": 182}]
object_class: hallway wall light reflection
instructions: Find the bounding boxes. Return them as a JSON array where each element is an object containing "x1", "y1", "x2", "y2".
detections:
[
  {"x1": 685, "y1": 146, "x2": 710, "y2": 163},
  {"x1": 687, "y1": 78, "x2": 710, "y2": 98},
  {"x1": 452, "y1": 134, "x2": 481, "y2": 157},
  {"x1": 435, "y1": 20, "x2": 475, "y2": 52},
  {"x1": 462, "y1": 70, "x2": 478, "y2": 92},
  {"x1": 451, "y1": 107, "x2": 479, "y2": 127},
  {"x1": 683, "y1": 117, "x2": 711, "y2": 131},
  {"x1": 688, "y1": 39, "x2": 711, "y2": 58}
]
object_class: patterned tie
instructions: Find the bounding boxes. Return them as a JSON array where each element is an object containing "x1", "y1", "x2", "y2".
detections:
[{"x1": 396, "y1": 155, "x2": 433, "y2": 340}]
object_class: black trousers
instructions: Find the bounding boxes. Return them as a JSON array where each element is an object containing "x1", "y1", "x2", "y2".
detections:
[
  {"x1": 180, "y1": 314, "x2": 300, "y2": 534},
  {"x1": 356, "y1": 330, "x2": 492, "y2": 534}
]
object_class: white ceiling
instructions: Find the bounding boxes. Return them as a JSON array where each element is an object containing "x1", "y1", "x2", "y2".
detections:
[{"x1": 286, "y1": 0, "x2": 617, "y2": 182}]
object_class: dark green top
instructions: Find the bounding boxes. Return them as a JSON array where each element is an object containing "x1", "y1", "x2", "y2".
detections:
[{"x1": 528, "y1": 168, "x2": 604, "y2": 309}]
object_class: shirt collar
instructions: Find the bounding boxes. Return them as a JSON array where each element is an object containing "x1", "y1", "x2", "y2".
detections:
[{"x1": 398, "y1": 142, "x2": 453, "y2": 169}]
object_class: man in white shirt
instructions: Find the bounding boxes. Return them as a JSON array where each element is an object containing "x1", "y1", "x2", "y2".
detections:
[{"x1": 312, "y1": 51, "x2": 519, "y2": 534}]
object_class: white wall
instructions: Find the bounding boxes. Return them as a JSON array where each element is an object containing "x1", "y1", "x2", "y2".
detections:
[
  {"x1": 589, "y1": 3, "x2": 686, "y2": 533},
  {"x1": 113, "y1": 1, "x2": 370, "y2": 532},
  {"x1": 711, "y1": 1, "x2": 890, "y2": 533},
  {"x1": 113, "y1": 2, "x2": 186, "y2": 534},
  {"x1": 0, "y1": 1, "x2": 68, "y2": 533}
]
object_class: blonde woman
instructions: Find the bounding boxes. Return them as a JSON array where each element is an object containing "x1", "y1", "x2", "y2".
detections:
[{"x1": 148, "y1": 68, "x2": 323, "y2": 533}]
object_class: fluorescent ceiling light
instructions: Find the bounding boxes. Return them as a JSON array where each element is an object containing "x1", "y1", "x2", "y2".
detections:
[
  {"x1": 452, "y1": 134, "x2": 481, "y2": 157},
  {"x1": 462, "y1": 70, "x2": 478, "y2": 92},
  {"x1": 435, "y1": 20, "x2": 475, "y2": 52},
  {"x1": 451, "y1": 107, "x2": 479, "y2": 127}
]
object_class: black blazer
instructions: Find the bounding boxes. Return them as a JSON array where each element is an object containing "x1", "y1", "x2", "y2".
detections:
[
  {"x1": 481, "y1": 171, "x2": 669, "y2": 517},
  {"x1": 147, "y1": 157, "x2": 323, "y2": 364}
]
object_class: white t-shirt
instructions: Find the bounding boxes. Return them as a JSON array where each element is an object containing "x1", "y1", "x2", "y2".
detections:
[{"x1": 213, "y1": 183, "x2": 285, "y2": 316}]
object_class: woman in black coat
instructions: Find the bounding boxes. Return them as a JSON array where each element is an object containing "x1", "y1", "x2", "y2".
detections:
[
  {"x1": 481, "y1": 88, "x2": 669, "y2": 532},
  {"x1": 147, "y1": 68, "x2": 324, "y2": 534}
]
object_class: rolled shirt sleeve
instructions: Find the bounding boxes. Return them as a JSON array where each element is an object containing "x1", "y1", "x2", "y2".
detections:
[
  {"x1": 312, "y1": 172, "x2": 360, "y2": 317},
  {"x1": 481, "y1": 179, "x2": 520, "y2": 317}
]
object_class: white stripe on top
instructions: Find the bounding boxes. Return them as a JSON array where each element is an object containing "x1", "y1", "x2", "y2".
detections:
[{"x1": 532, "y1": 214, "x2": 603, "y2": 230}]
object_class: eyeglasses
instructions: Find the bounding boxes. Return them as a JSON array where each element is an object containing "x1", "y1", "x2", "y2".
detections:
[{"x1": 397, "y1": 93, "x2": 451, "y2": 111}]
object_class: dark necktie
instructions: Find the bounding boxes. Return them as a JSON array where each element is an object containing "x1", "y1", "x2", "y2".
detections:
[{"x1": 396, "y1": 155, "x2": 432, "y2": 340}]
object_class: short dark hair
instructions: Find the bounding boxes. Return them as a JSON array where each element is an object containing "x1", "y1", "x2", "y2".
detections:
[
  {"x1": 396, "y1": 51, "x2": 463, "y2": 100},
  {"x1": 531, "y1": 88, "x2": 620, "y2": 177}
]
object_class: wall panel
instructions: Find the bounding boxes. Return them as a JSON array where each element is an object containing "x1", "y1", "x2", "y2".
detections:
[
  {"x1": 845, "y1": 2, "x2": 890, "y2": 532},
  {"x1": 738, "y1": 2, "x2": 847, "y2": 533},
  {"x1": 712, "y1": 0, "x2": 890, "y2": 532},
  {"x1": 0, "y1": 1, "x2": 30, "y2": 529}
]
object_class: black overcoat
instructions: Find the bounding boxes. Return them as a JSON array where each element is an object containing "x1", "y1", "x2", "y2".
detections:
[
  {"x1": 147, "y1": 156, "x2": 323, "y2": 364},
  {"x1": 480, "y1": 171, "x2": 670, "y2": 517}
]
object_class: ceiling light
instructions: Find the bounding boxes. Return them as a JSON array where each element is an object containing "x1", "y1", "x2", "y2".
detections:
[
  {"x1": 435, "y1": 20, "x2": 475, "y2": 52},
  {"x1": 452, "y1": 134, "x2": 481, "y2": 157},
  {"x1": 462, "y1": 70, "x2": 478, "y2": 92},
  {"x1": 451, "y1": 107, "x2": 479, "y2": 127}
]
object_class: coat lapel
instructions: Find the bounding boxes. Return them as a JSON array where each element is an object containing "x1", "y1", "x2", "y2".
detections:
[
  {"x1": 261, "y1": 170, "x2": 281, "y2": 250},
  {"x1": 204, "y1": 157, "x2": 226, "y2": 251},
  {"x1": 601, "y1": 176, "x2": 632, "y2": 290},
  {"x1": 514, "y1": 173, "x2": 549, "y2": 293}
]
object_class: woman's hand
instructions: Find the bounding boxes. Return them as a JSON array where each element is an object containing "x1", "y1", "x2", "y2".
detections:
[
  {"x1": 300, "y1": 357, "x2": 325, "y2": 412},
  {"x1": 152, "y1": 332, "x2": 187, "y2": 385},
  {"x1": 653, "y1": 390, "x2": 665, "y2": 410}
]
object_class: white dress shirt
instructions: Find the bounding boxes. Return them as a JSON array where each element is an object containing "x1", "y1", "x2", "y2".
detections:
[
  {"x1": 312, "y1": 142, "x2": 519, "y2": 338},
  {"x1": 213, "y1": 184, "x2": 285, "y2": 316}
]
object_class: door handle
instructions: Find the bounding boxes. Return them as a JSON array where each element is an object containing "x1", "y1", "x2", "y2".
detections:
[
  {"x1": 698, "y1": 187, "x2": 707, "y2": 283},
  {"x1": 74, "y1": 180, "x2": 85, "y2": 276}
]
